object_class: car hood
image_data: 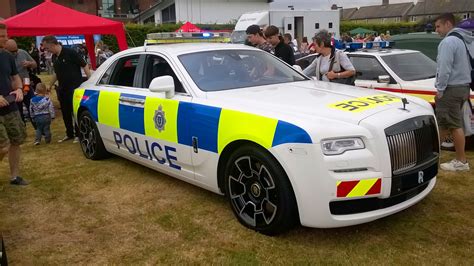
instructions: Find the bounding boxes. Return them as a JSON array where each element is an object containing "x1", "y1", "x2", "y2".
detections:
[{"x1": 205, "y1": 80, "x2": 415, "y2": 125}]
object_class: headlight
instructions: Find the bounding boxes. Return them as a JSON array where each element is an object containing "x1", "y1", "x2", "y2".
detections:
[{"x1": 321, "y1": 137, "x2": 365, "y2": 155}]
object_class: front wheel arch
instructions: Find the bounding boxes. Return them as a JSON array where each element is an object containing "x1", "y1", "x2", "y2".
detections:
[{"x1": 219, "y1": 141, "x2": 300, "y2": 235}]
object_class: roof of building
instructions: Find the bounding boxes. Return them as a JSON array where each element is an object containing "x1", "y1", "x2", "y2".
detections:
[
  {"x1": 407, "y1": 0, "x2": 474, "y2": 16},
  {"x1": 350, "y1": 2, "x2": 414, "y2": 20},
  {"x1": 342, "y1": 8, "x2": 358, "y2": 20}
]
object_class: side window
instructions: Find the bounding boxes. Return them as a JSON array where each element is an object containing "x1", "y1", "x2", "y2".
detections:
[
  {"x1": 98, "y1": 61, "x2": 115, "y2": 85},
  {"x1": 106, "y1": 55, "x2": 140, "y2": 87},
  {"x1": 144, "y1": 55, "x2": 185, "y2": 93},
  {"x1": 349, "y1": 56, "x2": 389, "y2": 81}
]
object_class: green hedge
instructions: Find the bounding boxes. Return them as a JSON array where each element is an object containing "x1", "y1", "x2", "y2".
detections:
[
  {"x1": 12, "y1": 36, "x2": 35, "y2": 51},
  {"x1": 340, "y1": 21, "x2": 425, "y2": 36}
]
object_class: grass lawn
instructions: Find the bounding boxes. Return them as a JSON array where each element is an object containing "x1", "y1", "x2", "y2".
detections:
[{"x1": 0, "y1": 74, "x2": 473, "y2": 264}]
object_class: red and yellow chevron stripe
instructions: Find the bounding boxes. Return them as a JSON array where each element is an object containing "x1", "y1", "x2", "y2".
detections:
[{"x1": 337, "y1": 178, "x2": 381, "y2": 198}]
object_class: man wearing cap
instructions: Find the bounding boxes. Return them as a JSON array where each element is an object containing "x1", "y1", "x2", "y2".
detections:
[{"x1": 246, "y1": 24, "x2": 274, "y2": 54}]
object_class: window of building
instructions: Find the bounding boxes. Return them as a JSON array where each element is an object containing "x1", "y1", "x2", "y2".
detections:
[
  {"x1": 411, "y1": 16, "x2": 417, "y2": 22},
  {"x1": 382, "y1": 18, "x2": 387, "y2": 23},
  {"x1": 315, "y1": 23, "x2": 319, "y2": 29},
  {"x1": 162, "y1": 4, "x2": 176, "y2": 23},
  {"x1": 101, "y1": 0, "x2": 114, "y2": 18},
  {"x1": 463, "y1": 13, "x2": 471, "y2": 19},
  {"x1": 328, "y1": 22, "x2": 333, "y2": 28},
  {"x1": 287, "y1": 24, "x2": 292, "y2": 31},
  {"x1": 395, "y1": 17, "x2": 401, "y2": 22},
  {"x1": 78, "y1": 0, "x2": 84, "y2": 4}
]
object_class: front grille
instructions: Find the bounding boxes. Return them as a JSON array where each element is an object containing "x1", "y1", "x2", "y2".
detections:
[{"x1": 385, "y1": 116, "x2": 439, "y2": 174}]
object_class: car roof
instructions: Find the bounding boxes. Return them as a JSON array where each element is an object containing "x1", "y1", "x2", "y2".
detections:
[{"x1": 121, "y1": 43, "x2": 254, "y2": 56}]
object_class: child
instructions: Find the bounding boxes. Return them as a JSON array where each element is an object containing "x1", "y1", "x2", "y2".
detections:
[{"x1": 29, "y1": 83, "x2": 55, "y2": 145}]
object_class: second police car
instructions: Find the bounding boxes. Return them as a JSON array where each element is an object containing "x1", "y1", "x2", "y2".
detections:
[
  {"x1": 74, "y1": 39, "x2": 439, "y2": 235},
  {"x1": 296, "y1": 43, "x2": 474, "y2": 105}
]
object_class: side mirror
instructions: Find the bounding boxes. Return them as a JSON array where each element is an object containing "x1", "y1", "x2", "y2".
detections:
[
  {"x1": 377, "y1": 75, "x2": 390, "y2": 84},
  {"x1": 149, "y1": 75, "x2": 175, "y2": 99},
  {"x1": 293, "y1": 65, "x2": 303, "y2": 73}
]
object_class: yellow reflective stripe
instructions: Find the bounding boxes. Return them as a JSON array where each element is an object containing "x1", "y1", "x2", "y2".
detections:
[
  {"x1": 218, "y1": 110, "x2": 278, "y2": 153},
  {"x1": 329, "y1": 94, "x2": 401, "y2": 112},
  {"x1": 98, "y1": 91, "x2": 120, "y2": 128},
  {"x1": 73, "y1": 88, "x2": 85, "y2": 119},
  {"x1": 336, "y1": 181, "x2": 342, "y2": 187},
  {"x1": 346, "y1": 178, "x2": 379, "y2": 198},
  {"x1": 407, "y1": 93, "x2": 435, "y2": 104},
  {"x1": 144, "y1": 97, "x2": 179, "y2": 143}
]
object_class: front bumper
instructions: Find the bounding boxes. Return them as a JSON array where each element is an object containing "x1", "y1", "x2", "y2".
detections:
[{"x1": 270, "y1": 142, "x2": 437, "y2": 229}]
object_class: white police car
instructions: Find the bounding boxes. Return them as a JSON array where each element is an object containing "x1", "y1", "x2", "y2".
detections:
[
  {"x1": 297, "y1": 46, "x2": 474, "y2": 105},
  {"x1": 74, "y1": 41, "x2": 439, "y2": 235}
]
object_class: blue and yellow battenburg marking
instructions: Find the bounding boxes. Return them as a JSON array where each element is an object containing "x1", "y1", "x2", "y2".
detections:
[
  {"x1": 329, "y1": 94, "x2": 401, "y2": 112},
  {"x1": 74, "y1": 89, "x2": 312, "y2": 165}
]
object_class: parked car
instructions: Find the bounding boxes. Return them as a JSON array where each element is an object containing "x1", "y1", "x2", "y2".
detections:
[
  {"x1": 74, "y1": 43, "x2": 439, "y2": 235},
  {"x1": 296, "y1": 48, "x2": 474, "y2": 106}
]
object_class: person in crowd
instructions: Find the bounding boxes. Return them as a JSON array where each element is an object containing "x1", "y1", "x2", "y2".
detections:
[
  {"x1": 374, "y1": 33, "x2": 385, "y2": 42},
  {"x1": 39, "y1": 43, "x2": 46, "y2": 72},
  {"x1": 303, "y1": 30, "x2": 356, "y2": 83},
  {"x1": 246, "y1": 24, "x2": 274, "y2": 54},
  {"x1": 354, "y1": 34, "x2": 364, "y2": 42},
  {"x1": 29, "y1": 42, "x2": 40, "y2": 75},
  {"x1": 0, "y1": 23, "x2": 28, "y2": 186},
  {"x1": 44, "y1": 49, "x2": 53, "y2": 75},
  {"x1": 300, "y1": 36, "x2": 310, "y2": 54},
  {"x1": 5, "y1": 39, "x2": 37, "y2": 123},
  {"x1": 97, "y1": 45, "x2": 114, "y2": 66},
  {"x1": 434, "y1": 13, "x2": 473, "y2": 171},
  {"x1": 42, "y1": 35, "x2": 91, "y2": 143},
  {"x1": 283, "y1": 33, "x2": 298, "y2": 53},
  {"x1": 364, "y1": 33, "x2": 375, "y2": 42},
  {"x1": 342, "y1": 32, "x2": 353, "y2": 43},
  {"x1": 29, "y1": 83, "x2": 54, "y2": 145},
  {"x1": 264, "y1": 25, "x2": 295, "y2": 65}
]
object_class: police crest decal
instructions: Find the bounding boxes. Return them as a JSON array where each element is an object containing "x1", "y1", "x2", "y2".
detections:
[{"x1": 154, "y1": 105, "x2": 166, "y2": 132}]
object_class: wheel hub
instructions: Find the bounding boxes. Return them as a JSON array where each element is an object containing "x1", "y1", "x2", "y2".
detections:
[{"x1": 250, "y1": 182, "x2": 261, "y2": 198}]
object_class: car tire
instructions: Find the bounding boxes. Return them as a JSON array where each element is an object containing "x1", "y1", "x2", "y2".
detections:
[
  {"x1": 224, "y1": 144, "x2": 298, "y2": 235},
  {"x1": 78, "y1": 110, "x2": 109, "y2": 160}
]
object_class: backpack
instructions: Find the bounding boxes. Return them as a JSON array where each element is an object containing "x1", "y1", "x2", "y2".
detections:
[{"x1": 448, "y1": 31, "x2": 474, "y2": 91}]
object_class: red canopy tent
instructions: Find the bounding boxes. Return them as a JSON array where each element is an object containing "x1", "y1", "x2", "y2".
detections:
[
  {"x1": 3, "y1": 0, "x2": 128, "y2": 69},
  {"x1": 175, "y1": 22, "x2": 202, "y2": 33}
]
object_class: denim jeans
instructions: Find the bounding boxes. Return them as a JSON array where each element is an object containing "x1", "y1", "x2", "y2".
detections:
[{"x1": 34, "y1": 115, "x2": 52, "y2": 143}]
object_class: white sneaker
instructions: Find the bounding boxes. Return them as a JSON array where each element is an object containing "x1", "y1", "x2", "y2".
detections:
[
  {"x1": 73, "y1": 137, "x2": 80, "y2": 143},
  {"x1": 440, "y1": 159, "x2": 470, "y2": 171}
]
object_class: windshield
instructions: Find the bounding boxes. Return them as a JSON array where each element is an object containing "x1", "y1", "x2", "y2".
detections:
[
  {"x1": 179, "y1": 49, "x2": 308, "y2": 92},
  {"x1": 382, "y1": 52, "x2": 437, "y2": 81}
]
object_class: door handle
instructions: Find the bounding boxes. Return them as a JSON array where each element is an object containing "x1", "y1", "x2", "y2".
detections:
[{"x1": 119, "y1": 96, "x2": 145, "y2": 106}]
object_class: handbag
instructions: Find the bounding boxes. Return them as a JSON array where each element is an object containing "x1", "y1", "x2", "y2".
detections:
[{"x1": 327, "y1": 48, "x2": 356, "y2": 86}]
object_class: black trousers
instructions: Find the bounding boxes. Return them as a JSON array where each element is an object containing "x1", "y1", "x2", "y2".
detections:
[{"x1": 57, "y1": 88, "x2": 78, "y2": 138}]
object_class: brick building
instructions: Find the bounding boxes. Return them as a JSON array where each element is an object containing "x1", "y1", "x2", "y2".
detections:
[{"x1": 0, "y1": 0, "x2": 159, "y2": 21}]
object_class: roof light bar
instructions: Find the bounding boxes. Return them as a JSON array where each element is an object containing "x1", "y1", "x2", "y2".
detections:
[
  {"x1": 145, "y1": 32, "x2": 231, "y2": 45},
  {"x1": 334, "y1": 40, "x2": 395, "y2": 51}
]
